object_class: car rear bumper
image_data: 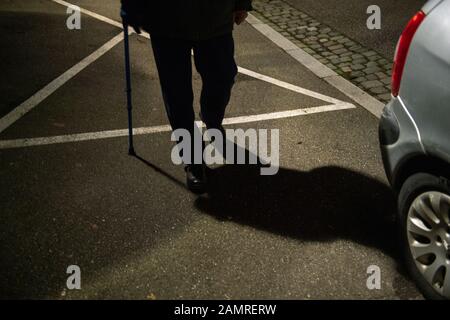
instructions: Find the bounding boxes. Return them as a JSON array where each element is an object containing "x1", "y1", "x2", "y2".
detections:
[{"x1": 379, "y1": 96, "x2": 425, "y2": 188}]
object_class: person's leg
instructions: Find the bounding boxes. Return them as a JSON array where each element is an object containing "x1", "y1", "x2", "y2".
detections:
[
  {"x1": 151, "y1": 36, "x2": 195, "y2": 135},
  {"x1": 193, "y1": 33, "x2": 238, "y2": 130},
  {"x1": 151, "y1": 37, "x2": 206, "y2": 193}
]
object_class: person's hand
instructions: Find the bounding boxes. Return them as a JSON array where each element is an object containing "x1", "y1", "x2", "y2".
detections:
[
  {"x1": 129, "y1": 21, "x2": 142, "y2": 34},
  {"x1": 121, "y1": 1, "x2": 142, "y2": 34},
  {"x1": 233, "y1": 10, "x2": 248, "y2": 25},
  {"x1": 122, "y1": 11, "x2": 142, "y2": 34}
]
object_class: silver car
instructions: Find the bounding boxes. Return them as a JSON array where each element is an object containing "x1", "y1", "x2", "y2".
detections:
[{"x1": 379, "y1": 0, "x2": 450, "y2": 299}]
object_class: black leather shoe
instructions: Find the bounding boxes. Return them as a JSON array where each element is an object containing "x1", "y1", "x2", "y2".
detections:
[{"x1": 185, "y1": 164, "x2": 207, "y2": 194}]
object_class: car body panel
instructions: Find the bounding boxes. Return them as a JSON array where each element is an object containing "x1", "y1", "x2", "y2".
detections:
[
  {"x1": 380, "y1": 97, "x2": 424, "y2": 186},
  {"x1": 422, "y1": 0, "x2": 444, "y2": 14},
  {"x1": 380, "y1": 0, "x2": 450, "y2": 188},
  {"x1": 400, "y1": 0, "x2": 450, "y2": 164}
]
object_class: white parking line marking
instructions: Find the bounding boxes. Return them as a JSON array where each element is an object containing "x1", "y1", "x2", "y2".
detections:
[
  {"x1": 0, "y1": 33, "x2": 124, "y2": 134},
  {"x1": 51, "y1": 0, "x2": 123, "y2": 29},
  {"x1": 222, "y1": 103, "x2": 353, "y2": 124},
  {"x1": 238, "y1": 67, "x2": 348, "y2": 106},
  {"x1": 0, "y1": 103, "x2": 354, "y2": 150},
  {"x1": 323, "y1": 75, "x2": 384, "y2": 118},
  {"x1": 246, "y1": 13, "x2": 385, "y2": 118}
]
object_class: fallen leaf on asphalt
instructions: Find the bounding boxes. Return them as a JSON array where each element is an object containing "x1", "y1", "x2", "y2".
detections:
[{"x1": 147, "y1": 293, "x2": 157, "y2": 300}]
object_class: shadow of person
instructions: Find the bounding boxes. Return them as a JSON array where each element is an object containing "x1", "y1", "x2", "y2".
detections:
[{"x1": 195, "y1": 144, "x2": 399, "y2": 259}]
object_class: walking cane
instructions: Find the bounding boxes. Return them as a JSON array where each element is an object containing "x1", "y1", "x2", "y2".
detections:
[{"x1": 121, "y1": 10, "x2": 135, "y2": 156}]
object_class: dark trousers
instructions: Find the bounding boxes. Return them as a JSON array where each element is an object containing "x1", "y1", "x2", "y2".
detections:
[{"x1": 151, "y1": 33, "x2": 238, "y2": 137}]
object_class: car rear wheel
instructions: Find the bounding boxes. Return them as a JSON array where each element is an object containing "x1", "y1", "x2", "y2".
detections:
[{"x1": 398, "y1": 172, "x2": 450, "y2": 300}]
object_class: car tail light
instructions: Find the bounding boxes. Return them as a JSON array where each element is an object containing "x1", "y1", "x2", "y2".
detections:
[{"x1": 391, "y1": 11, "x2": 426, "y2": 97}]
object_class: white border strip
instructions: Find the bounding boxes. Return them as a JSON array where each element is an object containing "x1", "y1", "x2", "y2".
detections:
[
  {"x1": 0, "y1": 103, "x2": 354, "y2": 150},
  {"x1": 0, "y1": 33, "x2": 124, "y2": 133},
  {"x1": 247, "y1": 13, "x2": 385, "y2": 118}
]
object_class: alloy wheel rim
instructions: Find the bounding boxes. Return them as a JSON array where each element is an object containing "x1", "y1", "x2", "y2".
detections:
[{"x1": 407, "y1": 191, "x2": 450, "y2": 298}]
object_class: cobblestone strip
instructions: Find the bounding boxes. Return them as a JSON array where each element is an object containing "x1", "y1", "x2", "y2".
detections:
[{"x1": 252, "y1": 0, "x2": 393, "y2": 103}]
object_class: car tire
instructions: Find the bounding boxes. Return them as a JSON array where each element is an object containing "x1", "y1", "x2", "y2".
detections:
[{"x1": 398, "y1": 172, "x2": 450, "y2": 300}]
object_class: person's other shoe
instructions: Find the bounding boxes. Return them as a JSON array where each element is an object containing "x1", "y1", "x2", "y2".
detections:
[{"x1": 185, "y1": 164, "x2": 207, "y2": 194}]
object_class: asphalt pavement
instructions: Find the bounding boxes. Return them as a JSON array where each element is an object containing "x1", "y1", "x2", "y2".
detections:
[{"x1": 0, "y1": 0, "x2": 422, "y2": 299}]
